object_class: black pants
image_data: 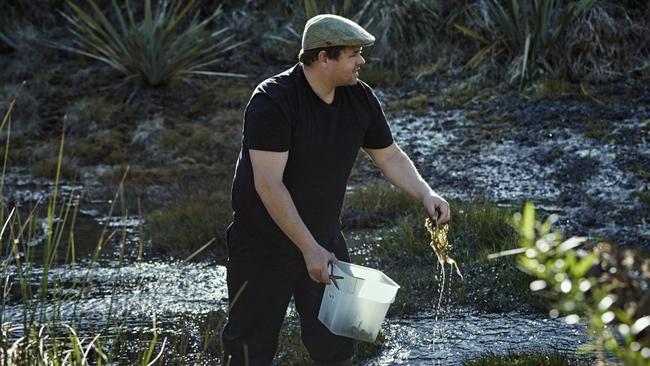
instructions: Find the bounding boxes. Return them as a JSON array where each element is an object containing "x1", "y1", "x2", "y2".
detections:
[{"x1": 221, "y1": 239, "x2": 354, "y2": 365}]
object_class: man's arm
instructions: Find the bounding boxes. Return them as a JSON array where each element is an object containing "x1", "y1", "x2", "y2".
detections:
[
  {"x1": 363, "y1": 143, "x2": 450, "y2": 224},
  {"x1": 249, "y1": 149, "x2": 336, "y2": 283}
]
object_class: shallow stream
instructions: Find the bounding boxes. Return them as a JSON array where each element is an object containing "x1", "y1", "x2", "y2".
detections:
[
  {"x1": 6, "y1": 89, "x2": 646, "y2": 363},
  {"x1": 3, "y1": 257, "x2": 589, "y2": 365}
]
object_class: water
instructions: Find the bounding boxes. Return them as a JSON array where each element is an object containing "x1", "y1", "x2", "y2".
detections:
[
  {"x1": 385, "y1": 106, "x2": 649, "y2": 248},
  {"x1": 0, "y1": 183, "x2": 590, "y2": 363},
  {"x1": 364, "y1": 310, "x2": 588, "y2": 365},
  {"x1": 2, "y1": 259, "x2": 590, "y2": 364}
]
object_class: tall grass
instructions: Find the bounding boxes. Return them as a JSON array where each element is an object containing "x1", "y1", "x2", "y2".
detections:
[
  {"x1": 454, "y1": 0, "x2": 597, "y2": 87},
  {"x1": 0, "y1": 90, "x2": 222, "y2": 365},
  {"x1": 58, "y1": 0, "x2": 246, "y2": 86}
]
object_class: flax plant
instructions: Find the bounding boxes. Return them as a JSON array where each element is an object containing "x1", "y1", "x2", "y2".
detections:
[
  {"x1": 454, "y1": 0, "x2": 597, "y2": 87},
  {"x1": 264, "y1": 0, "x2": 438, "y2": 67},
  {"x1": 59, "y1": 0, "x2": 246, "y2": 86}
]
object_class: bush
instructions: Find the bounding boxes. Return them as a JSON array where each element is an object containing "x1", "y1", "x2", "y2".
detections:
[
  {"x1": 59, "y1": 0, "x2": 246, "y2": 86},
  {"x1": 258, "y1": 0, "x2": 440, "y2": 68},
  {"x1": 554, "y1": 2, "x2": 650, "y2": 82},
  {"x1": 512, "y1": 202, "x2": 650, "y2": 365},
  {"x1": 454, "y1": 0, "x2": 597, "y2": 87}
]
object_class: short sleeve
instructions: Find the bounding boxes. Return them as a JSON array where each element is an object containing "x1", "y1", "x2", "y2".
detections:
[
  {"x1": 243, "y1": 94, "x2": 291, "y2": 152},
  {"x1": 362, "y1": 88, "x2": 394, "y2": 149}
]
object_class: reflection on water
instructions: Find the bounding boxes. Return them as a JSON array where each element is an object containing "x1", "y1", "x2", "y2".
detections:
[
  {"x1": 3, "y1": 259, "x2": 591, "y2": 364},
  {"x1": 365, "y1": 309, "x2": 588, "y2": 365},
  {"x1": 1, "y1": 172, "x2": 593, "y2": 364},
  {"x1": 2, "y1": 261, "x2": 228, "y2": 332}
]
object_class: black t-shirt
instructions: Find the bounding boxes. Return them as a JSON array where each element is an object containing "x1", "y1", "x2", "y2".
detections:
[{"x1": 229, "y1": 64, "x2": 393, "y2": 260}]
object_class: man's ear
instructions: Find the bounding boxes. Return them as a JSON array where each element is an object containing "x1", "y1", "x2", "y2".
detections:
[{"x1": 317, "y1": 50, "x2": 329, "y2": 64}]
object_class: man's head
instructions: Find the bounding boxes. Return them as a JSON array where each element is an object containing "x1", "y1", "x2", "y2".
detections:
[{"x1": 299, "y1": 14, "x2": 374, "y2": 86}]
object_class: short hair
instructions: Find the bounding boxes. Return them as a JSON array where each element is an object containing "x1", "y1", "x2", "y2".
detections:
[{"x1": 298, "y1": 46, "x2": 344, "y2": 66}]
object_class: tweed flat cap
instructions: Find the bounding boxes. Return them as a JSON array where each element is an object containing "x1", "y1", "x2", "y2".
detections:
[{"x1": 301, "y1": 14, "x2": 375, "y2": 51}]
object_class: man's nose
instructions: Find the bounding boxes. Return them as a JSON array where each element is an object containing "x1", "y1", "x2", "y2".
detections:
[{"x1": 359, "y1": 55, "x2": 366, "y2": 65}]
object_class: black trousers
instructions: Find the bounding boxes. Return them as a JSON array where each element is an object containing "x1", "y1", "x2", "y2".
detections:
[{"x1": 221, "y1": 238, "x2": 354, "y2": 365}]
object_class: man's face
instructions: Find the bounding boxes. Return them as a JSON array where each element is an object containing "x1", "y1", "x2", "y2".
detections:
[{"x1": 330, "y1": 46, "x2": 365, "y2": 86}]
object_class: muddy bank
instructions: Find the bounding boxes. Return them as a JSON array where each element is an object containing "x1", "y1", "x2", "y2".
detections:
[{"x1": 379, "y1": 80, "x2": 650, "y2": 250}]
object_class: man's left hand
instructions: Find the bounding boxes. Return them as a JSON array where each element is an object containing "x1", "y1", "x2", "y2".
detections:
[{"x1": 423, "y1": 193, "x2": 450, "y2": 225}]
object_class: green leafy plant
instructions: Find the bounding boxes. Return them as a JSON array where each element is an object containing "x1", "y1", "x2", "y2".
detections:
[
  {"x1": 59, "y1": 0, "x2": 246, "y2": 86},
  {"x1": 503, "y1": 202, "x2": 650, "y2": 365},
  {"x1": 454, "y1": 0, "x2": 596, "y2": 87}
]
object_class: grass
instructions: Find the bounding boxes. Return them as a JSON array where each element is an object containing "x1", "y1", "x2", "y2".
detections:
[
  {"x1": 0, "y1": 91, "x2": 232, "y2": 365},
  {"x1": 433, "y1": 74, "x2": 488, "y2": 111},
  {"x1": 463, "y1": 352, "x2": 592, "y2": 365},
  {"x1": 386, "y1": 92, "x2": 429, "y2": 115},
  {"x1": 147, "y1": 191, "x2": 231, "y2": 261},
  {"x1": 343, "y1": 183, "x2": 546, "y2": 315}
]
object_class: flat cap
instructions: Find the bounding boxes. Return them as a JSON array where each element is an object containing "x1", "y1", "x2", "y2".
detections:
[{"x1": 301, "y1": 14, "x2": 375, "y2": 51}]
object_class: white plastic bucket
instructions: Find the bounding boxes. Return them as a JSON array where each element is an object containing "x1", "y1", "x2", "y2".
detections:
[{"x1": 318, "y1": 261, "x2": 400, "y2": 342}]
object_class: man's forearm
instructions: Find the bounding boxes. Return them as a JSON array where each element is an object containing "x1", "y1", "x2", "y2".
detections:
[
  {"x1": 375, "y1": 147, "x2": 434, "y2": 201},
  {"x1": 254, "y1": 180, "x2": 318, "y2": 253}
]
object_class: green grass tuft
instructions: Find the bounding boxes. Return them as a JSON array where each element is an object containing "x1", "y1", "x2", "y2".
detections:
[{"x1": 147, "y1": 191, "x2": 231, "y2": 261}]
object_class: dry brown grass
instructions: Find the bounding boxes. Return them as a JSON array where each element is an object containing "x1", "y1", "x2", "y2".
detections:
[{"x1": 553, "y1": 3, "x2": 650, "y2": 81}]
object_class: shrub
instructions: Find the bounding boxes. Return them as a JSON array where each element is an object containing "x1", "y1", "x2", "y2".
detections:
[
  {"x1": 454, "y1": 0, "x2": 597, "y2": 87},
  {"x1": 259, "y1": 0, "x2": 439, "y2": 68},
  {"x1": 59, "y1": 0, "x2": 246, "y2": 86},
  {"x1": 510, "y1": 202, "x2": 650, "y2": 365},
  {"x1": 555, "y1": 2, "x2": 650, "y2": 82}
]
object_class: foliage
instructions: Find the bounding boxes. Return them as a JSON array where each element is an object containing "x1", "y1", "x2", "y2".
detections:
[
  {"x1": 260, "y1": 0, "x2": 439, "y2": 67},
  {"x1": 511, "y1": 202, "x2": 650, "y2": 365},
  {"x1": 59, "y1": 0, "x2": 246, "y2": 86},
  {"x1": 555, "y1": 2, "x2": 650, "y2": 82},
  {"x1": 454, "y1": 0, "x2": 597, "y2": 87},
  {"x1": 359, "y1": 0, "x2": 439, "y2": 66}
]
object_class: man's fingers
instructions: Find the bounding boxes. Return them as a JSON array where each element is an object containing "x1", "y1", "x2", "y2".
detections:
[
  {"x1": 436, "y1": 203, "x2": 450, "y2": 224},
  {"x1": 308, "y1": 267, "x2": 331, "y2": 284},
  {"x1": 330, "y1": 252, "x2": 338, "y2": 265}
]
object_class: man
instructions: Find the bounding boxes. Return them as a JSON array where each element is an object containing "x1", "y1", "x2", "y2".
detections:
[{"x1": 222, "y1": 14, "x2": 449, "y2": 365}]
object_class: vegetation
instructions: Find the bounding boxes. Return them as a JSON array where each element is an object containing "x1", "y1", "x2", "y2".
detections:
[
  {"x1": 59, "y1": 0, "x2": 246, "y2": 86},
  {"x1": 454, "y1": 0, "x2": 597, "y2": 87},
  {"x1": 2, "y1": 0, "x2": 649, "y2": 364},
  {"x1": 147, "y1": 191, "x2": 231, "y2": 260},
  {"x1": 342, "y1": 184, "x2": 542, "y2": 315},
  {"x1": 510, "y1": 203, "x2": 650, "y2": 364}
]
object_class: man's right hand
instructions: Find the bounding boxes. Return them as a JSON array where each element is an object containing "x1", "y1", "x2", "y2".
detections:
[{"x1": 302, "y1": 243, "x2": 338, "y2": 284}]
